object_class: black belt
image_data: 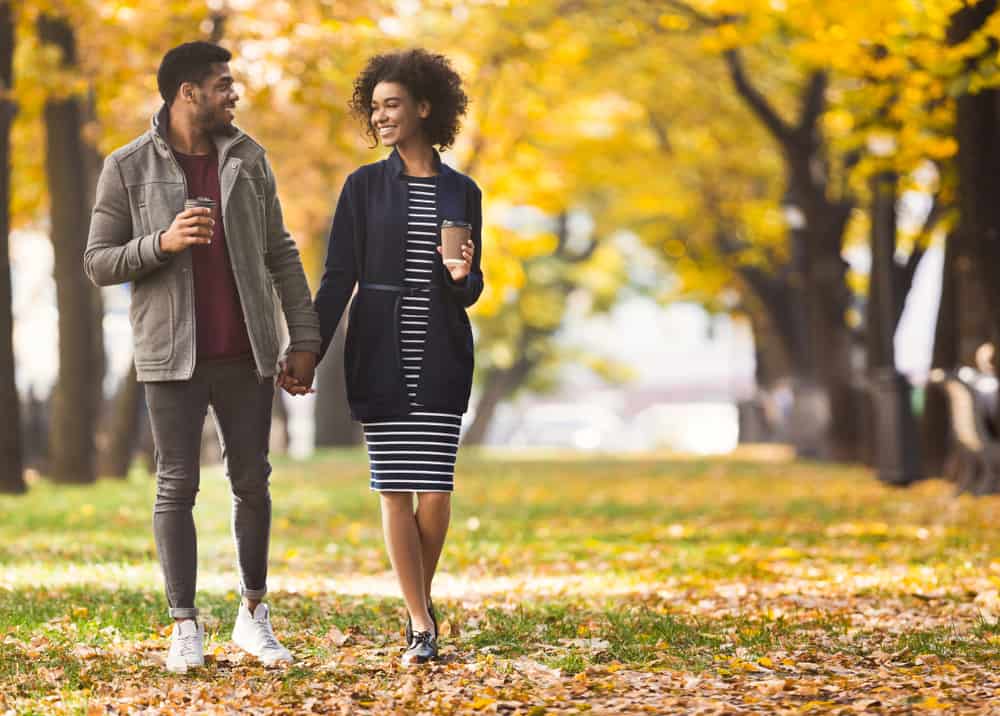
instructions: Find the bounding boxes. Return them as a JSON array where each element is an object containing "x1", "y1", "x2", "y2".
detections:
[{"x1": 361, "y1": 282, "x2": 438, "y2": 297}]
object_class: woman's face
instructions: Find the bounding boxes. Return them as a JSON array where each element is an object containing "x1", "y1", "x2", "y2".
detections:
[{"x1": 371, "y1": 81, "x2": 430, "y2": 148}]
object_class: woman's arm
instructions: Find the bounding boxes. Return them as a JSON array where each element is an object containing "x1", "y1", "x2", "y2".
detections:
[
  {"x1": 314, "y1": 174, "x2": 360, "y2": 360},
  {"x1": 444, "y1": 180, "x2": 484, "y2": 308}
]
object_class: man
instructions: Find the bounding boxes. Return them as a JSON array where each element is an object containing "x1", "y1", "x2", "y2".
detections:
[{"x1": 84, "y1": 42, "x2": 319, "y2": 673}]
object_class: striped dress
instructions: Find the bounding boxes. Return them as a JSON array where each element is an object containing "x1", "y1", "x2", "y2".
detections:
[{"x1": 361, "y1": 175, "x2": 461, "y2": 493}]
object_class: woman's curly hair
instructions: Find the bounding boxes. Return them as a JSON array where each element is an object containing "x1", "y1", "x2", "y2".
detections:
[{"x1": 349, "y1": 49, "x2": 469, "y2": 151}]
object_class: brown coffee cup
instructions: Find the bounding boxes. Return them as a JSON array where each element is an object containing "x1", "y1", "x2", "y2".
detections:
[{"x1": 441, "y1": 220, "x2": 471, "y2": 266}]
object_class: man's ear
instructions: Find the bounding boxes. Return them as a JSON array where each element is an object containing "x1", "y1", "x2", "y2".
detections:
[{"x1": 180, "y1": 81, "x2": 196, "y2": 103}]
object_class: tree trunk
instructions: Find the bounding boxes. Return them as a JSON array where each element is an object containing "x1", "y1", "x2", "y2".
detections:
[
  {"x1": 20, "y1": 388, "x2": 49, "y2": 470},
  {"x1": 732, "y1": 303, "x2": 792, "y2": 443},
  {"x1": 314, "y1": 317, "x2": 360, "y2": 446},
  {"x1": 923, "y1": 233, "x2": 959, "y2": 476},
  {"x1": 723, "y1": 52, "x2": 865, "y2": 461},
  {"x1": 949, "y1": 0, "x2": 1000, "y2": 493},
  {"x1": 797, "y1": 175, "x2": 862, "y2": 462},
  {"x1": 0, "y1": 0, "x2": 24, "y2": 493},
  {"x1": 39, "y1": 15, "x2": 105, "y2": 484},
  {"x1": 98, "y1": 364, "x2": 142, "y2": 478},
  {"x1": 866, "y1": 171, "x2": 922, "y2": 483},
  {"x1": 463, "y1": 356, "x2": 536, "y2": 446},
  {"x1": 734, "y1": 263, "x2": 804, "y2": 378}
]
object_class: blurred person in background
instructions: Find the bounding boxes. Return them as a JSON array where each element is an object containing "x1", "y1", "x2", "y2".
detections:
[{"x1": 973, "y1": 342, "x2": 997, "y2": 435}]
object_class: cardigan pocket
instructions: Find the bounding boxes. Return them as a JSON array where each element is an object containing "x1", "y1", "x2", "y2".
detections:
[
  {"x1": 344, "y1": 295, "x2": 365, "y2": 400},
  {"x1": 345, "y1": 289, "x2": 406, "y2": 408},
  {"x1": 417, "y1": 293, "x2": 474, "y2": 412}
]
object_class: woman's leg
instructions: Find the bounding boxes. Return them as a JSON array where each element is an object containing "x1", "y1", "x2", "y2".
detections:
[
  {"x1": 380, "y1": 491, "x2": 434, "y2": 633},
  {"x1": 415, "y1": 492, "x2": 451, "y2": 601}
]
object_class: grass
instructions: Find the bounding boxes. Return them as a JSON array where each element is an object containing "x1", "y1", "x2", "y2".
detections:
[{"x1": 1, "y1": 450, "x2": 998, "y2": 713}]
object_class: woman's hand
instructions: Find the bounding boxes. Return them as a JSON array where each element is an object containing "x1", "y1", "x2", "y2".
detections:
[
  {"x1": 437, "y1": 240, "x2": 475, "y2": 282},
  {"x1": 277, "y1": 351, "x2": 317, "y2": 396}
]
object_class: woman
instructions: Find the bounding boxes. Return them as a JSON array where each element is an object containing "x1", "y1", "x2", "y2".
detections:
[{"x1": 311, "y1": 49, "x2": 482, "y2": 665}]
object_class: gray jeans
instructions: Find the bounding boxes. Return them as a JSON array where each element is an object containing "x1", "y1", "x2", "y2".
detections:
[{"x1": 145, "y1": 356, "x2": 274, "y2": 618}]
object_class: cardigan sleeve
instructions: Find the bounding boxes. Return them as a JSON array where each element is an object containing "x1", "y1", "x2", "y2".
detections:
[
  {"x1": 315, "y1": 173, "x2": 359, "y2": 361},
  {"x1": 444, "y1": 179, "x2": 484, "y2": 308}
]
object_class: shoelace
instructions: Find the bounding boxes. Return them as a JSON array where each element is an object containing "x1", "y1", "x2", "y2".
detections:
[
  {"x1": 179, "y1": 632, "x2": 200, "y2": 659},
  {"x1": 254, "y1": 616, "x2": 282, "y2": 651},
  {"x1": 409, "y1": 631, "x2": 434, "y2": 649}
]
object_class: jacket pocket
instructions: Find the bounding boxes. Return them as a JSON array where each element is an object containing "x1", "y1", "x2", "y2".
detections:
[
  {"x1": 130, "y1": 276, "x2": 175, "y2": 366},
  {"x1": 137, "y1": 200, "x2": 152, "y2": 237}
]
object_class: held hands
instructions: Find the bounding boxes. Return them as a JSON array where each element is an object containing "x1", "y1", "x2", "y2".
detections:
[
  {"x1": 277, "y1": 351, "x2": 317, "y2": 396},
  {"x1": 436, "y1": 240, "x2": 475, "y2": 282},
  {"x1": 159, "y1": 208, "x2": 214, "y2": 254}
]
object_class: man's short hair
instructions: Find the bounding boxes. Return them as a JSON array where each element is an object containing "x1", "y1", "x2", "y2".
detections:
[{"x1": 157, "y1": 42, "x2": 232, "y2": 106}]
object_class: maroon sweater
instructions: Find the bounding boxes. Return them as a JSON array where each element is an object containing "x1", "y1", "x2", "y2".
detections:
[{"x1": 173, "y1": 148, "x2": 252, "y2": 361}]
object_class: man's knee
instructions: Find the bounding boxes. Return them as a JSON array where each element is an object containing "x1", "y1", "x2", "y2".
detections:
[
  {"x1": 228, "y1": 460, "x2": 271, "y2": 501},
  {"x1": 154, "y1": 469, "x2": 200, "y2": 511}
]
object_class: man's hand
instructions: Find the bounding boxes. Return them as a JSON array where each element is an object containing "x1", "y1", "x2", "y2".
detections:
[
  {"x1": 159, "y1": 208, "x2": 214, "y2": 254},
  {"x1": 277, "y1": 351, "x2": 317, "y2": 396},
  {"x1": 437, "y1": 240, "x2": 475, "y2": 282}
]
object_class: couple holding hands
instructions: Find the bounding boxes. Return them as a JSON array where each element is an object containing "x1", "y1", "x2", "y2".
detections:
[{"x1": 84, "y1": 41, "x2": 482, "y2": 672}]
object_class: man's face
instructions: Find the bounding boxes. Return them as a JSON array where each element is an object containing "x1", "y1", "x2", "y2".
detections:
[{"x1": 182, "y1": 62, "x2": 239, "y2": 135}]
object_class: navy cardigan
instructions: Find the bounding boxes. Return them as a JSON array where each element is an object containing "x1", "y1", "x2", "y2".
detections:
[{"x1": 314, "y1": 148, "x2": 484, "y2": 420}]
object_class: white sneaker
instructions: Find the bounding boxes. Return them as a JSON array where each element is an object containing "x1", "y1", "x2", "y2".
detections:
[
  {"x1": 232, "y1": 603, "x2": 293, "y2": 666},
  {"x1": 165, "y1": 620, "x2": 204, "y2": 673}
]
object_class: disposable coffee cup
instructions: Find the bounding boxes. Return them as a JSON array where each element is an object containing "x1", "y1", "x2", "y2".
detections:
[
  {"x1": 184, "y1": 196, "x2": 216, "y2": 213},
  {"x1": 184, "y1": 197, "x2": 216, "y2": 243},
  {"x1": 441, "y1": 220, "x2": 471, "y2": 266}
]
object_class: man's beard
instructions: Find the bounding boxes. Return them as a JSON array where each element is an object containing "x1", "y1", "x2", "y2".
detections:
[{"x1": 195, "y1": 103, "x2": 236, "y2": 137}]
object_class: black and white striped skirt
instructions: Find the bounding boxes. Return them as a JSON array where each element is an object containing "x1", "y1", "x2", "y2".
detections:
[{"x1": 362, "y1": 411, "x2": 461, "y2": 492}]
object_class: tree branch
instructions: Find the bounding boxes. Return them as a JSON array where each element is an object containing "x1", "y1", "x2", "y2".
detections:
[
  {"x1": 723, "y1": 48, "x2": 793, "y2": 145},
  {"x1": 552, "y1": 212, "x2": 600, "y2": 263},
  {"x1": 798, "y1": 70, "x2": 828, "y2": 133},
  {"x1": 660, "y1": 0, "x2": 728, "y2": 27},
  {"x1": 647, "y1": 108, "x2": 671, "y2": 153}
]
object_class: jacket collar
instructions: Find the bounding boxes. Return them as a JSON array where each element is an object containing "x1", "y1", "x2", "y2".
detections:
[
  {"x1": 150, "y1": 104, "x2": 246, "y2": 162},
  {"x1": 386, "y1": 146, "x2": 451, "y2": 178}
]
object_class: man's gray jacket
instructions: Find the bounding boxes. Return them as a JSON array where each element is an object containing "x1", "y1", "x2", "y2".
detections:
[{"x1": 84, "y1": 107, "x2": 320, "y2": 382}]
